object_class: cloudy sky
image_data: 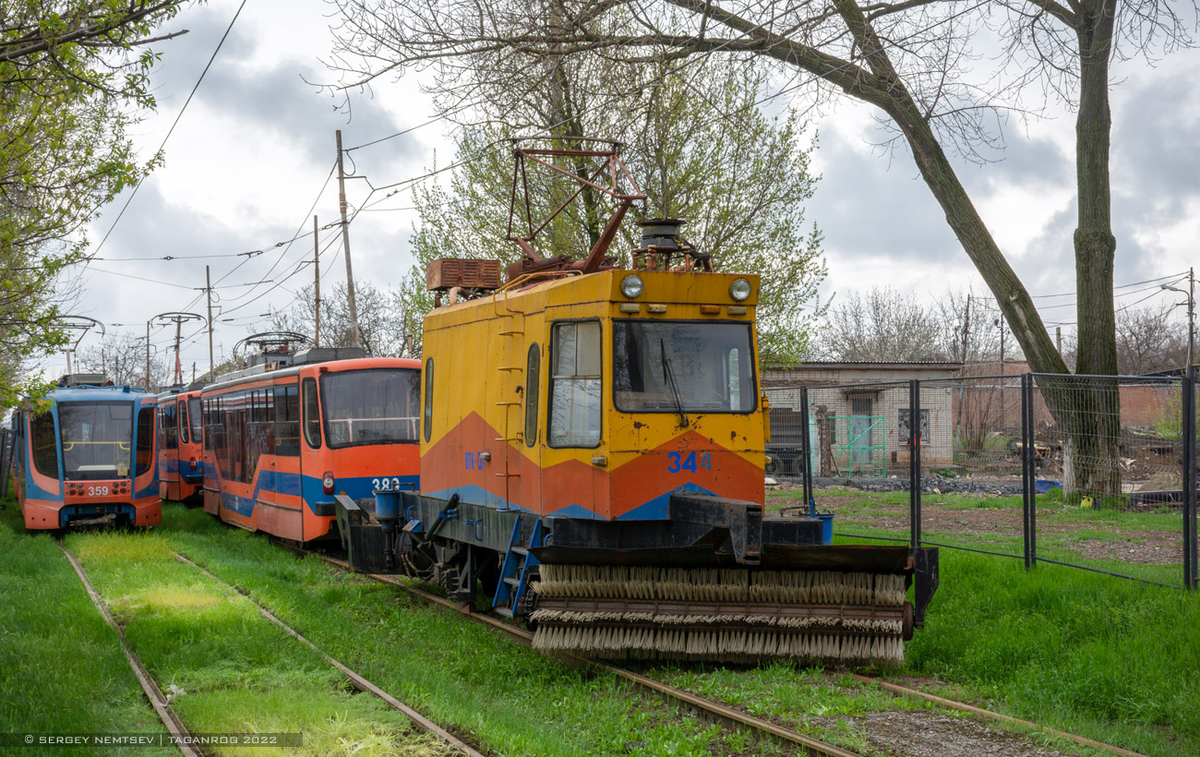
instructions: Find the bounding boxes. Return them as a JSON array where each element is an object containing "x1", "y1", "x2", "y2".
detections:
[{"x1": 62, "y1": 0, "x2": 1200, "y2": 378}]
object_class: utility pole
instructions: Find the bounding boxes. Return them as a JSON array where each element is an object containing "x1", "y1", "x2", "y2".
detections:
[
  {"x1": 146, "y1": 321, "x2": 151, "y2": 390},
  {"x1": 173, "y1": 318, "x2": 183, "y2": 384},
  {"x1": 206, "y1": 266, "x2": 215, "y2": 381},
  {"x1": 313, "y1": 215, "x2": 321, "y2": 348},
  {"x1": 151, "y1": 312, "x2": 204, "y2": 386},
  {"x1": 959, "y1": 293, "x2": 971, "y2": 363},
  {"x1": 1056, "y1": 326, "x2": 1062, "y2": 356},
  {"x1": 1161, "y1": 270, "x2": 1196, "y2": 369},
  {"x1": 335, "y1": 130, "x2": 361, "y2": 348},
  {"x1": 998, "y1": 317, "x2": 1006, "y2": 367},
  {"x1": 1190, "y1": 266, "x2": 1196, "y2": 368}
]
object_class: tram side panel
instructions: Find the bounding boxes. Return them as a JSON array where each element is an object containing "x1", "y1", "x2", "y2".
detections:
[{"x1": 200, "y1": 359, "x2": 421, "y2": 542}]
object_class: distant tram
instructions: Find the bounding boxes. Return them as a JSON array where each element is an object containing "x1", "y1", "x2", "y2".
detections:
[
  {"x1": 157, "y1": 386, "x2": 204, "y2": 504},
  {"x1": 200, "y1": 352, "x2": 421, "y2": 542},
  {"x1": 12, "y1": 375, "x2": 160, "y2": 530}
]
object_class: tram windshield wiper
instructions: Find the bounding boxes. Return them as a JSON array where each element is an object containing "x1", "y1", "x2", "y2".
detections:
[{"x1": 659, "y1": 337, "x2": 688, "y2": 429}]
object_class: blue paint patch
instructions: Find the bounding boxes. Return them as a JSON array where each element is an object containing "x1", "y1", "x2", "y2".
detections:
[
  {"x1": 217, "y1": 470, "x2": 421, "y2": 519},
  {"x1": 421, "y1": 484, "x2": 532, "y2": 512},
  {"x1": 616, "y1": 482, "x2": 716, "y2": 521},
  {"x1": 544, "y1": 503, "x2": 599, "y2": 519}
]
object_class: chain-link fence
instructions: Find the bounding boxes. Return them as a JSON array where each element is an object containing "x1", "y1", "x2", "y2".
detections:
[{"x1": 765, "y1": 368, "x2": 1199, "y2": 590}]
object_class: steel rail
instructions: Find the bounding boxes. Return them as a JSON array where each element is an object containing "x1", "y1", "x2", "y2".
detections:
[
  {"x1": 58, "y1": 544, "x2": 203, "y2": 757},
  {"x1": 172, "y1": 552, "x2": 487, "y2": 757},
  {"x1": 311, "y1": 553, "x2": 866, "y2": 757},
  {"x1": 850, "y1": 674, "x2": 1149, "y2": 757}
]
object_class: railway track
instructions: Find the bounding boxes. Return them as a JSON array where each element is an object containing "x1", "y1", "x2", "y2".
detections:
[
  {"x1": 303, "y1": 551, "x2": 866, "y2": 757},
  {"x1": 171, "y1": 552, "x2": 487, "y2": 757},
  {"x1": 58, "y1": 543, "x2": 203, "y2": 757},
  {"x1": 299, "y1": 549, "x2": 1149, "y2": 757}
]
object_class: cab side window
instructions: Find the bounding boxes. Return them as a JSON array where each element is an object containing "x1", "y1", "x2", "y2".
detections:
[
  {"x1": 524, "y1": 344, "x2": 539, "y2": 447},
  {"x1": 548, "y1": 321, "x2": 601, "y2": 448},
  {"x1": 423, "y1": 358, "x2": 434, "y2": 443},
  {"x1": 302, "y1": 378, "x2": 322, "y2": 449}
]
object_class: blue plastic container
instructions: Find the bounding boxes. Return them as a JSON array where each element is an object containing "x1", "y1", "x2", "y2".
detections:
[{"x1": 816, "y1": 512, "x2": 834, "y2": 545}]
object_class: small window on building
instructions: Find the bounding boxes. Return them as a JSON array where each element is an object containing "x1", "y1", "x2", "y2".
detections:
[
  {"x1": 549, "y1": 321, "x2": 601, "y2": 448},
  {"x1": 423, "y1": 358, "x2": 434, "y2": 443},
  {"x1": 525, "y1": 344, "x2": 540, "y2": 447},
  {"x1": 303, "y1": 377, "x2": 322, "y2": 449},
  {"x1": 898, "y1": 408, "x2": 930, "y2": 445}
]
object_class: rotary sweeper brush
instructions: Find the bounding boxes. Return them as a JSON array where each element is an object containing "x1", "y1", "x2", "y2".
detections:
[{"x1": 528, "y1": 540, "x2": 933, "y2": 664}]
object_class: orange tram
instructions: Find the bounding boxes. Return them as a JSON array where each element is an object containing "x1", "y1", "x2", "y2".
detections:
[
  {"x1": 200, "y1": 350, "x2": 421, "y2": 543},
  {"x1": 157, "y1": 385, "x2": 205, "y2": 504},
  {"x1": 12, "y1": 375, "x2": 160, "y2": 530}
]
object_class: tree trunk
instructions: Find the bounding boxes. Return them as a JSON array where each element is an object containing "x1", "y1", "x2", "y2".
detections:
[
  {"x1": 825, "y1": 0, "x2": 1067, "y2": 377},
  {"x1": 1063, "y1": 0, "x2": 1122, "y2": 499}
]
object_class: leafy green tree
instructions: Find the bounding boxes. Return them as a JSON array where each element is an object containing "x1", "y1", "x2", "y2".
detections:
[
  {"x1": 1, "y1": 1, "x2": 184, "y2": 406},
  {"x1": 405, "y1": 59, "x2": 827, "y2": 362}
]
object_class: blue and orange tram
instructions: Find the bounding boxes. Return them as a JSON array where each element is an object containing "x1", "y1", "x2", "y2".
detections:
[
  {"x1": 157, "y1": 386, "x2": 204, "y2": 504},
  {"x1": 12, "y1": 375, "x2": 160, "y2": 530},
  {"x1": 200, "y1": 354, "x2": 421, "y2": 542}
]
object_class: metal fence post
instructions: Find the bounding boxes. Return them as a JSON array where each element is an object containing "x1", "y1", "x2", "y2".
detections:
[
  {"x1": 910, "y1": 379, "x2": 922, "y2": 548},
  {"x1": 798, "y1": 387, "x2": 816, "y2": 514},
  {"x1": 1183, "y1": 367, "x2": 1197, "y2": 590},
  {"x1": 1022, "y1": 374, "x2": 1038, "y2": 570}
]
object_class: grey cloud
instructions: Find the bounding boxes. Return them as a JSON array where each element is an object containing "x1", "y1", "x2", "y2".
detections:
[
  {"x1": 809, "y1": 128, "x2": 962, "y2": 267},
  {"x1": 151, "y1": 6, "x2": 416, "y2": 168}
]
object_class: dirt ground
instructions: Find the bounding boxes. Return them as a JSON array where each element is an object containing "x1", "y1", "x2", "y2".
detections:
[
  {"x1": 766, "y1": 487, "x2": 1182, "y2": 566},
  {"x1": 810, "y1": 708, "x2": 1074, "y2": 757}
]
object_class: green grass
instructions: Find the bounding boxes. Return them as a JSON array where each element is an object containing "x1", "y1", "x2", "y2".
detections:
[
  {"x1": 0, "y1": 497, "x2": 174, "y2": 757},
  {"x1": 907, "y1": 549, "x2": 1200, "y2": 757},
  {"x1": 0, "y1": 496, "x2": 175, "y2": 757},
  {"x1": 158, "y1": 504, "x2": 785, "y2": 757}
]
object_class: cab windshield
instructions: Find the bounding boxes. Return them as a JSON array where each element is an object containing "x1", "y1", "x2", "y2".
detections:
[
  {"x1": 613, "y1": 321, "x2": 757, "y2": 413},
  {"x1": 59, "y1": 402, "x2": 134, "y2": 480},
  {"x1": 321, "y1": 368, "x2": 421, "y2": 448}
]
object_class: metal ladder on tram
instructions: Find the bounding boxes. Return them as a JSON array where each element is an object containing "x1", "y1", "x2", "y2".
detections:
[
  {"x1": 491, "y1": 292, "x2": 532, "y2": 615},
  {"x1": 494, "y1": 517, "x2": 544, "y2": 617},
  {"x1": 492, "y1": 293, "x2": 524, "y2": 506}
]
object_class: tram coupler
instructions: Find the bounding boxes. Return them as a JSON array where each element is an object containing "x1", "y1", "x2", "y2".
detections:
[{"x1": 334, "y1": 494, "x2": 396, "y2": 574}]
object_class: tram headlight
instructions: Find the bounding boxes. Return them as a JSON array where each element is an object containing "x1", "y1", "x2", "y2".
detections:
[
  {"x1": 621, "y1": 275, "x2": 644, "y2": 299},
  {"x1": 322, "y1": 471, "x2": 335, "y2": 495},
  {"x1": 730, "y1": 278, "x2": 752, "y2": 302}
]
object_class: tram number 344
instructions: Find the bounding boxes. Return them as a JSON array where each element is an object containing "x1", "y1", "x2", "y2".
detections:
[{"x1": 667, "y1": 451, "x2": 711, "y2": 473}]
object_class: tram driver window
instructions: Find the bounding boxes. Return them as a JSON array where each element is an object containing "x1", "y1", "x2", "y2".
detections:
[
  {"x1": 548, "y1": 321, "x2": 601, "y2": 448},
  {"x1": 136, "y1": 407, "x2": 155, "y2": 476},
  {"x1": 302, "y1": 378, "x2": 322, "y2": 449}
]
